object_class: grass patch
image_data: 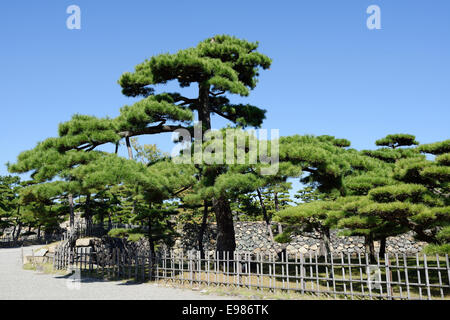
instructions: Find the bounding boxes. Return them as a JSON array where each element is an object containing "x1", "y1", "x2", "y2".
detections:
[
  {"x1": 23, "y1": 262, "x2": 68, "y2": 276},
  {"x1": 423, "y1": 244, "x2": 450, "y2": 255},
  {"x1": 152, "y1": 279, "x2": 342, "y2": 300}
]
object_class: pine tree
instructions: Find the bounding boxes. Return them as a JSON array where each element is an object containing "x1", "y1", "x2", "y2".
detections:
[
  {"x1": 337, "y1": 137, "x2": 449, "y2": 257},
  {"x1": 7, "y1": 119, "x2": 115, "y2": 228},
  {"x1": 261, "y1": 182, "x2": 292, "y2": 216},
  {"x1": 294, "y1": 186, "x2": 331, "y2": 204},
  {"x1": 0, "y1": 175, "x2": 21, "y2": 238},
  {"x1": 274, "y1": 134, "x2": 378, "y2": 255},
  {"x1": 274, "y1": 199, "x2": 343, "y2": 256},
  {"x1": 117, "y1": 35, "x2": 272, "y2": 254},
  {"x1": 370, "y1": 139, "x2": 450, "y2": 252},
  {"x1": 339, "y1": 134, "x2": 422, "y2": 259}
]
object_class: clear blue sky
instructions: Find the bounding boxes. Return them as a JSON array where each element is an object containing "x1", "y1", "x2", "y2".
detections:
[{"x1": 1, "y1": 0, "x2": 449, "y2": 179}]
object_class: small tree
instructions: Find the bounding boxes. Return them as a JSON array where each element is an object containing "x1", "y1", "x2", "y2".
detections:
[
  {"x1": 274, "y1": 135, "x2": 378, "y2": 255},
  {"x1": 366, "y1": 139, "x2": 450, "y2": 252},
  {"x1": 274, "y1": 199, "x2": 342, "y2": 256},
  {"x1": 341, "y1": 134, "x2": 422, "y2": 257},
  {"x1": 343, "y1": 138, "x2": 449, "y2": 255}
]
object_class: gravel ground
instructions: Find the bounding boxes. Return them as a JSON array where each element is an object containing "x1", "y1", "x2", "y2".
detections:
[{"x1": 0, "y1": 246, "x2": 236, "y2": 300}]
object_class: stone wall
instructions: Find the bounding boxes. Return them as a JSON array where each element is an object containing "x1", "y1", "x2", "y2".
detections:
[{"x1": 172, "y1": 221, "x2": 427, "y2": 256}]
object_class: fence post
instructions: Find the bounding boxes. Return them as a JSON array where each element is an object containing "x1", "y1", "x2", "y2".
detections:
[
  {"x1": 357, "y1": 254, "x2": 364, "y2": 296},
  {"x1": 272, "y1": 253, "x2": 276, "y2": 292},
  {"x1": 394, "y1": 254, "x2": 403, "y2": 299},
  {"x1": 84, "y1": 247, "x2": 87, "y2": 272},
  {"x1": 216, "y1": 251, "x2": 220, "y2": 286},
  {"x1": 285, "y1": 252, "x2": 290, "y2": 292},
  {"x1": 134, "y1": 251, "x2": 138, "y2": 282},
  {"x1": 206, "y1": 251, "x2": 210, "y2": 286},
  {"x1": 281, "y1": 253, "x2": 285, "y2": 290},
  {"x1": 181, "y1": 250, "x2": 185, "y2": 284},
  {"x1": 446, "y1": 254, "x2": 450, "y2": 288},
  {"x1": 248, "y1": 252, "x2": 252, "y2": 289},
  {"x1": 226, "y1": 251, "x2": 230, "y2": 288},
  {"x1": 143, "y1": 251, "x2": 146, "y2": 281},
  {"x1": 149, "y1": 250, "x2": 153, "y2": 282},
  {"x1": 169, "y1": 248, "x2": 175, "y2": 282},
  {"x1": 340, "y1": 252, "x2": 347, "y2": 298},
  {"x1": 384, "y1": 253, "x2": 392, "y2": 300},
  {"x1": 347, "y1": 253, "x2": 353, "y2": 300},
  {"x1": 415, "y1": 253, "x2": 423, "y2": 300},
  {"x1": 376, "y1": 253, "x2": 383, "y2": 297},
  {"x1": 236, "y1": 252, "x2": 240, "y2": 287},
  {"x1": 365, "y1": 253, "x2": 373, "y2": 300},
  {"x1": 189, "y1": 251, "x2": 193, "y2": 285},
  {"x1": 403, "y1": 254, "x2": 410, "y2": 299},
  {"x1": 300, "y1": 253, "x2": 305, "y2": 295},
  {"x1": 153, "y1": 251, "x2": 157, "y2": 281},
  {"x1": 434, "y1": 254, "x2": 443, "y2": 299},
  {"x1": 140, "y1": 251, "x2": 144, "y2": 281},
  {"x1": 423, "y1": 254, "x2": 431, "y2": 300},
  {"x1": 314, "y1": 252, "x2": 319, "y2": 294},
  {"x1": 78, "y1": 247, "x2": 81, "y2": 273},
  {"x1": 330, "y1": 252, "x2": 337, "y2": 299}
]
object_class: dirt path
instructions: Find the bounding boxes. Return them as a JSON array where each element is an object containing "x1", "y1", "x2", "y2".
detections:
[{"x1": 0, "y1": 246, "x2": 236, "y2": 300}]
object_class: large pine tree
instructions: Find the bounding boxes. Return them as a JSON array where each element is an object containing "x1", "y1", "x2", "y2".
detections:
[{"x1": 117, "y1": 35, "x2": 272, "y2": 254}]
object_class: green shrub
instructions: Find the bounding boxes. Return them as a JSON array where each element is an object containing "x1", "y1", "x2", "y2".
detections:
[
  {"x1": 436, "y1": 226, "x2": 450, "y2": 243},
  {"x1": 423, "y1": 243, "x2": 450, "y2": 255},
  {"x1": 107, "y1": 228, "x2": 129, "y2": 238},
  {"x1": 128, "y1": 233, "x2": 145, "y2": 242},
  {"x1": 107, "y1": 228, "x2": 145, "y2": 242},
  {"x1": 274, "y1": 232, "x2": 291, "y2": 244}
]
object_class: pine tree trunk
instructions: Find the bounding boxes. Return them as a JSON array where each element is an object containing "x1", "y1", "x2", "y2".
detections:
[
  {"x1": 68, "y1": 193, "x2": 74, "y2": 228},
  {"x1": 85, "y1": 194, "x2": 92, "y2": 234},
  {"x1": 198, "y1": 201, "x2": 208, "y2": 259},
  {"x1": 198, "y1": 83, "x2": 211, "y2": 131},
  {"x1": 274, "y1": 192, "x2": 279, "y2": 212},
  {"x1": 125, "y1": 137, "x2": 133, "y2": 160},
  {"x1": 37, "y1": 225, "x2": 41, "y2": 239},
  {"x1": 379, "y1": 236, "x2": 387, "y2": 258},
  {"x1": 213, "y1": 196, "x2": 236, "y2": 256},
  {"x1": 99, "y1": 211, "x2": 105, "y2": 233},
  {"x1": 148, "y1": 216, "x2": 155, "y2": 257},
  {"x1": 13, "y1": 207, "x2": 20, "y2": 241},
  {"x1": 14, "y1": 221, "x2": 22, "y2": 241},
  {"x1": 198, "y1": 82, "x2": 236, "y2": 256},
  {"x1": 365, "y1": 233, "x2": 376, "y2": 263},
  {"x1": 256, "y1": 188, "x2": 274, "y2": 241},
  {"x1": 15, "y1": 223, "x2": 22, "y2": 242},
  {"x1": 319, "y1": 228, "x2": 331, "y2": 256}
]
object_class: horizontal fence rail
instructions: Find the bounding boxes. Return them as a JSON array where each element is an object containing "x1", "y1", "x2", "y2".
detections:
[{"x1": 53, "y1": 245, "x2": 450, "y2": 300}]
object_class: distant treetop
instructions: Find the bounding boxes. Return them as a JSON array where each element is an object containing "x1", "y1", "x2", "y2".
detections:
[{"x1": 375, "y1": 134, "x2": 419, "y2": 149}]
